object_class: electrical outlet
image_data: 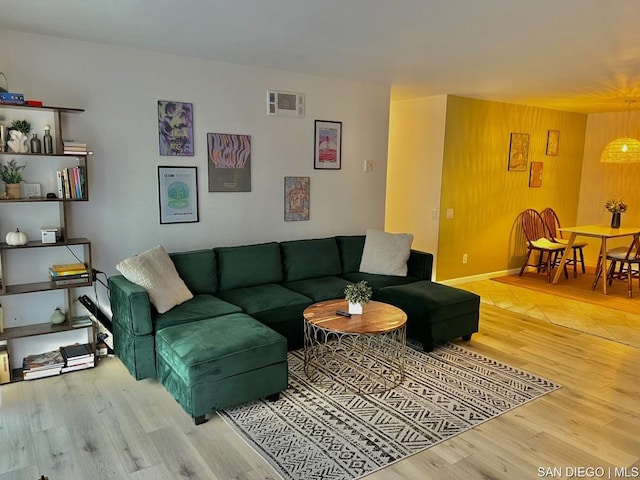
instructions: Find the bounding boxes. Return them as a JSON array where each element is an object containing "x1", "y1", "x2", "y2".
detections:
[
  {"x1": 462, "y1": 253, "x2": 468, "y2": 264},
  {"x1": 364, "y1": 160, "x2": 373, "y2": 172},
  {"x1": 431, "y1": 208, "x2": 438, "y2": 220},
  {"x1": 446, "y1": 208, "x2": 454, "y2": 219}
]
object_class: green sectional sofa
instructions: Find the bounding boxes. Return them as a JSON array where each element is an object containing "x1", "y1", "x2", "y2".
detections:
[{"x1": 109, "y1": 234, "x2": 479, "y2": 422}]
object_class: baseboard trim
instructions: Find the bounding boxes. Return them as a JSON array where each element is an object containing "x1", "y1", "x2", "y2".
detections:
[{"x1": 440, "y1": 268, "x2": 521, "y2": 286}]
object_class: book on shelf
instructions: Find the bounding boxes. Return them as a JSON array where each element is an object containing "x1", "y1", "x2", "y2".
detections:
[
  {"x1": 23, "y1": 367, "x2": 62, "y2": 380},
  {"x1": 48, "y1": 267, "x2": 89, "y2": 278},
  {"x1": 23, "y1": 349, "x2": 65, "y2": 372},
  {"x1": 55, "y1": 166, "x2": 86, "y2": 199},
  {"x1": 51, "y1": 277, "x2": 90, "y2": 287},
  {"x1": 61, "y1": 361, "x2": 94, "y2": 373},
  {"x1": 71, "y1": 316, "x2": 93, "y2": 328},
  {"x1": 60, "y1": 343, "x2": 94, "y2": 367},
  {"x1": 51, "y1": 263, "x2": 87, "y2": 274}
]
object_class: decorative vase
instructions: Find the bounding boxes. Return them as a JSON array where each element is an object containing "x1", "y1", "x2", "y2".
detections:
[
  {"x1": 611, "y1": 211, "x2": 621, "y2": 229},
  {"x1": 43, "y1": 125, "x2": 53, "y2": 154},
  {"x1": 7, "y1": 130, "x2": 28, "y2": 153},
  {"x1": 5, "y1": 183, "x2": 21, "y2": 199},
  {"x1": 30, "y1": 133, "x2": 42, "y2": 153},
  {"x1": 50, "y1": 308, "x2": 66, "y2": 325},
  {"x1": 348, "y1": 301, "x2": 363, "y2": 315}
]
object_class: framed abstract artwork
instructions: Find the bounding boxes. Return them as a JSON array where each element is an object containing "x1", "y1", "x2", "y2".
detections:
[
  {"x1": 529, "y1": 161, "x2": 543, "y2": 187},
  {"x1": 207, "y1": 133, "x2": 252, "y2": 192},
  {"x1": 546, "y1": 130, "x2": 559, "y2": 156},
  {"x1": 314, "y1": 120, "x2": 342, "y2": 170},
  {"x1": 158, "y1": 101, "x2": 194, "y2": 156},
  {"x1": 157, "y1": 166, "x2": 199, "y2": 224},
  {"x1": 508, "y1": 132, "x2": 530, "y2": 171},
  {"x1": 284, "y1": 176, "x2": 310, "y2": 221}
]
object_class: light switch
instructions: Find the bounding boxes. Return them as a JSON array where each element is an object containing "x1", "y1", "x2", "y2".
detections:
[{"x1": 446, "y1": 208, "x2": 454, "y2": 219}]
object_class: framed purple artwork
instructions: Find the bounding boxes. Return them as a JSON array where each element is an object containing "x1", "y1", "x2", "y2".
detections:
[{"x1": 158, "y1": 101, "x2": 194, "y2": 156}]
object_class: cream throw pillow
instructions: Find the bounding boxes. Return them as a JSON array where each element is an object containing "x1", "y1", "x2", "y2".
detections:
[
  {"x1": 359, "y1": 229, "x2": 414, "y2": 276},
  {"x1": 116, "y1": 245, "x2": 193, "y2": 314}
]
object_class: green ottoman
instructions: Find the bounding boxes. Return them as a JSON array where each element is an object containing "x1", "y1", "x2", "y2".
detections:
[
  {"x1": 156, "y1": 313, "x2": 288, "y2": 425},
  {"x1": 376, "y1": 281, "x2": 480, "y2": 351}
]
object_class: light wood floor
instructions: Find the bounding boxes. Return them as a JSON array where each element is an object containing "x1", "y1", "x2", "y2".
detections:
[{"x1": 1, "y1": 280, "x2": 639, "y2": 480}]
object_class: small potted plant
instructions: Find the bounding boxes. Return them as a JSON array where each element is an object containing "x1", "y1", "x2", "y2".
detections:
[
  {"x1": 344, "y1": 280, "x2": 373, "y2": 314},
  {"x1": 1, "y1": 159, "x2": 27, "y2": 199}
]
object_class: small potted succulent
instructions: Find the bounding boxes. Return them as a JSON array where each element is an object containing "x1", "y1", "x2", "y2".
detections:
[
  {"x1": 344, "y1": 280, "x2": 373, "y2": 315},
  {"x1": 1, "y1": 159, "x2": 27, "y2": 199}
]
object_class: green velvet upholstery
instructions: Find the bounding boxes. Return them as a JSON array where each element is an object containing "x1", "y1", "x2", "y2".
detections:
[
  {"x1": 153, "y1": 294, "x2": 242, "y2": 331},
  {"x1": 216, "y1": 242, "x2": 283, "y2": 291},
  {"x1": 216, "y1": 284, "x2": 312, "y2": 349},
  {"x1": 376, "y1": 280, "x2": 480, "y2": 351},
  {"x1": 342, "y1": 272, "x2": 418, "y2": 292},
  {"x1": 281, "y1": 237, "x2": 342, "y2": 281},
  {"x1": 283, "y1": 276, "x2": 351, "y2": 302},
  {"x1": 111, "y1": 315, "x2": 157, "y2": 380},
  {"x1": 336, "y1": 235, "x2": 365, "y2": 274},
  {"x1": 156, "y1": 313, "x2": 288, "y2": 423},
  {"x1": 170, "y1": 249, "x2": 217, "y2": 294}
]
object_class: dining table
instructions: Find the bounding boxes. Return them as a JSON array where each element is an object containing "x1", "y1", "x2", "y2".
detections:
[{"x1": 552, "y1": 224, "x2": 640, "y2": 294}]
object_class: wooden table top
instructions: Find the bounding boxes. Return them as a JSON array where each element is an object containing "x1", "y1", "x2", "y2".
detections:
[{"x1": 303, "y1": 299, "x2": 407, "y2": 334}]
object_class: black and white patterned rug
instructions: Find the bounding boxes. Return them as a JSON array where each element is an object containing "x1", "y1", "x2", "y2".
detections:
[{"x1": 219, "y1": 342, "x2": 561, "y2": 480}]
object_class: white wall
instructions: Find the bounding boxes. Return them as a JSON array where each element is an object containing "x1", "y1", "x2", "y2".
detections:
[
  {"x1": 385, "y1": 95, "x2": 447, "y2": 277},
  {"x1": 0, "y1": 30, "x2": 390, "y2": 363}
]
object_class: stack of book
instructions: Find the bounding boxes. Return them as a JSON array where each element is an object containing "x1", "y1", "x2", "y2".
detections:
[
  {"x1": 55, "y1": 165, "x2": 86, "y2": 199},
  {"x1": 22, "y1": 349, "x2": 65, "y2": 380},
  {"x1": 49, "y1": 262, "x2": 90, "y2": 286},
  {"x1": 62, "y1": 140, "x2": 88, "y2": 155},
  {"x1": 60, "y1": 343, "x2": 95, "y2": 373}
]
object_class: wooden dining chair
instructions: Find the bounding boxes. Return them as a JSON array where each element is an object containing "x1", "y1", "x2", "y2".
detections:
[
  {"x1": 519, "y1": 209, "x2": 568, "y2": 282},
  {"x1": 601, "y1": 235, "x2": 640, "y2": 297},
  {"x1": 540, "y1": 207, "x2": 587, "y2": 277}
]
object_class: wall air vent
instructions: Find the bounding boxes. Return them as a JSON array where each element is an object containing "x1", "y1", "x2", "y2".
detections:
[{"x1": 267, "y1": 90, "x2": 305, "y2": 117}]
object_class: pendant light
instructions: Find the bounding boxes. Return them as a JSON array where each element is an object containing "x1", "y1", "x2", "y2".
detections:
[{"x1": 600, "y1": 100, "x2": 640, "y2": 163}]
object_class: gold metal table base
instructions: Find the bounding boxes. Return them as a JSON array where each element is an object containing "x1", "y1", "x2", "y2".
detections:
[{"x1": 303, "y1": 320, "x2": 406, "y2": 394}]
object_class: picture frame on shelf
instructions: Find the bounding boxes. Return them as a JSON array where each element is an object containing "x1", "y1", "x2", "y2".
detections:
[
  {"x1": 284, "y1": 176, "x2": 310, "y2": 221},
  {"x1": 529, "y1": 161, "x2": 543, "y2": 187},
  {"x1": 158, "y1": 101, "x2": 194, "y2": 156},
  {"x1": 546, "y1": 130, "x2": 559, "y2": 156},
  {"x1": 157, "y1": 166, "x2": 199, "y2": 224},
  {"x1": 314, "y1": 120, "x2": 342, "y2": 170},
  {"x1": 207, "y1": 132, "x2": 251, "y2": 192},
  {"x1": 507, "y1": 132, "x2": 529, "y2": 171}
]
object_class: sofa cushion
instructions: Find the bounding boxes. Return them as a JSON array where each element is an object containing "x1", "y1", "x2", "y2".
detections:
[
  {"x1": 281, "y1": 237, "x2": 342, "y2": 281},
  {"x1": 359, "y1": 229, "x2": 414, "y2": 276},
  {"x1": 156, "y1": 313, "x2": 287, "y2": 385},
  {"x1": 153, "y1": 294, "x2": 242, "y2": 331},
  {"x1": 116, "y1": 245, "x2": 193, "y2": 314},
  {"x1": 216, "y1": 242, "x2": 283, "y2": 291},
  {"x1": 284, "y1": 276, "x2": 351, "y2": 302},
  {"x1": 170, "y1": 249, "x2": 217, "y2": 294},
  {"x1": 342, "y1": 272, "x2": 418, "y2": 292},
  {"x1": 336, "y1": 235, "x2": 365, "y2": 274}
]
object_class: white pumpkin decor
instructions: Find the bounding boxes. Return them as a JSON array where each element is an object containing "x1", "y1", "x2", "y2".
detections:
[{"x1": 5, "y1": 228, "x2": 28, "y2": 246}]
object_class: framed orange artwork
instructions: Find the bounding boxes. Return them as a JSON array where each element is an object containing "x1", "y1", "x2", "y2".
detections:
[
  {"x1": 508, "y1": 133, "x2": 529, "y2": 171},
  {"x1": 529, "y1": 161, "x2": 543, "y2": 187}
]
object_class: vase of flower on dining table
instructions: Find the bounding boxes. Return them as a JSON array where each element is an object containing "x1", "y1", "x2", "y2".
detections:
[{"x1": 605, "y1": 197, "x2": 627, "y2": 229}]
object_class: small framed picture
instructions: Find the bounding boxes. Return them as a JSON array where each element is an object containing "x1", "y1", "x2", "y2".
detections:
[
  {"x1": 546, "y1": 130, "x2": 559, "y2": 156},
  {"x1": 529, "y1": 161, "x2": 543, "y2": 188},
  {"x1": 158, "y1": 101, "x2": 194, "y2": 156},
  {"x1": 207, "y1": 132, "x2": 252, "y2": 192},
  {"x1": 158, "y1": 166, "x2": 199, "y2": 224},
  {"x1": 284, "y1": 176, "x2": 310, "y2": 221},
  {"x1": 508, "y1": 132, "x2": 529, "y2": 171},
  {"x1": 314, "y1": 120, "x2": 342, "y2": 170}
]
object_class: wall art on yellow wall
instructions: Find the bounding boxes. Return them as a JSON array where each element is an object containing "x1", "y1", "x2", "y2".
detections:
[
  {"x1": 546, "y1": 130, "x2": 559, "y2": 156},
  {"x1": 529, "y1": 161, "x2": 543, "y2": 187},
  {"x1": 508, "y1": 132, "x2": 529, "y2": 171}
]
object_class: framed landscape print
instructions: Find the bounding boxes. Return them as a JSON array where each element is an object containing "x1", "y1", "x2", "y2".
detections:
[
  {"x1": 508, "y1": 132, "x2": 530, "y2": 171},
  {"x1": 529, "y1": 161, "x2": 543, "y2": 187},
  {"x1": 207, "y1": 133, "x2": 251, "y2": 192},
  {"x1": 158, "y1": 101, "x2": 194, "y2": 156},
  {"x1": 284, "y1": 176, "x2": 310, "y2": 221},
  {"x1": 546, "y1": 130, "x2": 559, "y2": 156},
  {"x1": 314, "y1": 120, "x2": 342, "y2": 170},
  {"x1": 158, "y1": 166, "x2": 199, "y2": 224}
]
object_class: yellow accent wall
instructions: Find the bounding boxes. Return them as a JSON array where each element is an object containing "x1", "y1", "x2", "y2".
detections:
[
  {"x1": 439, "y1": 96, "x2": 587, "y2": 280},
  {"x1": 386, "y1": 94, "x2": 588, "y2": 281}
]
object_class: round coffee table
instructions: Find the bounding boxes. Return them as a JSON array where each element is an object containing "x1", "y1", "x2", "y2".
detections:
[{"x1": 303, "y1": 299, "x2": 407, "y2": 393}]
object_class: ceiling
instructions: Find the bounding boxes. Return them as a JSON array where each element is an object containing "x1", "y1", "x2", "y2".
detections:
[{"x1": 2, "y1": 0, "x2": 640, "y2": 113}]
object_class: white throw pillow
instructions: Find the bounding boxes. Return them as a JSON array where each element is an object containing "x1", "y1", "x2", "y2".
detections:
[
  {"x1": 359, "y1": 229, "x2": 414, "y2": 276},
  {"x1": 116, "y1": 245, "x2": 193, "y2": 314}
]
